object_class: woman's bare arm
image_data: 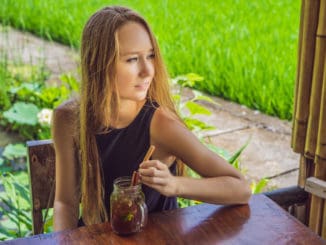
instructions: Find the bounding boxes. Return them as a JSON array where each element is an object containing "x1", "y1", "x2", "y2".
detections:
[
  {"x1": 139, "y1": 108, "x2": 251, "y2": 205},
  {"x1": 52, "y1": 101, "x2": 80, "y2": 231}
]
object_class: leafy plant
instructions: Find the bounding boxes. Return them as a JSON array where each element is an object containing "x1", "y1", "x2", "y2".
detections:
[
  {"x1": 172, "y1": 73, "x2": 218, "y2": 135},
  {"x1": 251, "y1": 178, "x2": 270, "y2": 194},
  {"x1": 0, "y1": 171, "x2": 53, "y2": 241},
  {"x1": 2, "y1": 102, "x2": 41, "y2": 140},
  {"x1": 0, "y1": 65, "x2": 11, "y2": 111},
  {"x1": 0, "y1": 63, "x2": 49, "y2": 111},
  {"x1": 0, "y1": 62, "x2": 79, "y2": 141},
  {"x1": 3, "y1": 102, "x2": 39, "y2": 125},
  {"x1": 0, "y1": 172, "x2": 32, "y2": 240},
  {"x1": 0, "y1": 143, "x2": 27, "y2": 173}
]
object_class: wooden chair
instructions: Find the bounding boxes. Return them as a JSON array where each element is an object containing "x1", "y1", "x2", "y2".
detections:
[
  {"x1": 264, "y1": 179, "x2": 326, "y2": 239},
  {"x1": 264, "y1": 186, "x2": 309, "y2": 225},
  {"x1": 304, "y1": 177, "x2": 326, "y2": 237},
  {"x1": 26, "y1": 139, "x2": 55, "y2": 235},
  {"x1": 305, "y1": 177, "x2": 326, "y2": 200}
]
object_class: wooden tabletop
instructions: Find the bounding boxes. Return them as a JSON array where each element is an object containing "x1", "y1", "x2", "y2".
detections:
[{"x1": 2, "y1": 194, "x2": 325, "y2": 245}]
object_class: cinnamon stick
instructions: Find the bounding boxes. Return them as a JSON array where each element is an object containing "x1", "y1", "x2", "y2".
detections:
[
  {"x1": 131, "y1": 171, "x2": 140, "y2": 186},
  {"x1": 130, "y1": 145, "x2": 156, "y2": 186},
  {"x1": 143, "y1": 145, "x2": 155, "y2": 161}
]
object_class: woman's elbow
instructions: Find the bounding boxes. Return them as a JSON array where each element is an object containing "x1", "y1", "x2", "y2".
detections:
[
  {"x1": 237, "y1": 179, "x2": 252, "y2": 204},
  {"x1": 53, "y1": 200, "x2": 79, "y2": 231}
]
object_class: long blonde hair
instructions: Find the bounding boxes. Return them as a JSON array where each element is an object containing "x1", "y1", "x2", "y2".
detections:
[{"x1": 80, "y1": 6, "x2": 180, "y2": 224}]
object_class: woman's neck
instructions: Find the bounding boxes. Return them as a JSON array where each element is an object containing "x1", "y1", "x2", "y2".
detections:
[{"x1": 112, "y1": 99, "x2": 146, "y2": 129}]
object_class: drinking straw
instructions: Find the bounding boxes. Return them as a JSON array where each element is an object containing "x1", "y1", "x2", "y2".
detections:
[{"x1": 131, "y1": 145, "x2": 156, "y2": 186}]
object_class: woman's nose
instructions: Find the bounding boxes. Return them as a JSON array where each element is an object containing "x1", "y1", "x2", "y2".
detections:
[{"x1": 139, "y1": 59, "x2": 154, "y2": 77}]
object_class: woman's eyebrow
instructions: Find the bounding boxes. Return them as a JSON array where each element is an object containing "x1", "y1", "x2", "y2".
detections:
[{"x1": 120, "y1": 48, "x2": 154, "y2": 56}]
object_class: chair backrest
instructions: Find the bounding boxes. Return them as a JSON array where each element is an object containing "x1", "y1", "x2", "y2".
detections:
[{"x1": 26, "y1": 139, "x2": 55, "y2": 235}]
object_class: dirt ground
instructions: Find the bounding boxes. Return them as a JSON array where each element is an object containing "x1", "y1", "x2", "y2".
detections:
[{"x1": 0, "y1": 26, "x2": 300, "y2": 191}]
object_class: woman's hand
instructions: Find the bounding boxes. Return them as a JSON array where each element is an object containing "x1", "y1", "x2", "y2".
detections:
[{"x1": 138, "y1": 160, "x2": 178, "y2": 197}]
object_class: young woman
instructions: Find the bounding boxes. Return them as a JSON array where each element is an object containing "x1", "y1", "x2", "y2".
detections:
[{"x1": 52, "y1": 6, "x2": 251, "y2": 231}]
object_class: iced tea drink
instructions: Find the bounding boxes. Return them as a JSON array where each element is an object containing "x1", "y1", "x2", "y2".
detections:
[{"x1": 110, "y1": 176, "x2": 148, "y2": 235}]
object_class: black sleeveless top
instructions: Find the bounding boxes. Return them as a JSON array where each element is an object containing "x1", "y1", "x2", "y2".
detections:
[{"x1": 96, "y1": 100, "x2": 178, "y2": 214}]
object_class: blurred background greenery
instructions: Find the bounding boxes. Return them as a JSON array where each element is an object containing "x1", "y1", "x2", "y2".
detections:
[{"x1": 0, "y1": 0, "x2": 301, "y2": 120}]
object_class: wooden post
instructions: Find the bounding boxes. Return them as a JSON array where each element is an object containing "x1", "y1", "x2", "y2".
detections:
[
  {"x1": 292, "y1": 0, "x2": 320, "y2": 153},
  {"x1": 322, "y1": 202, "x2": 326, "y2": 239}
]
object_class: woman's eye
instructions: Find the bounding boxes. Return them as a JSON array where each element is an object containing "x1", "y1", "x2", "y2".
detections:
[
  {"x1": 126, "y1": 57, "x2": 138, "y2": 63},
  {"x1": 147, "y1": 53, "x2": 155, "y2": 59}
]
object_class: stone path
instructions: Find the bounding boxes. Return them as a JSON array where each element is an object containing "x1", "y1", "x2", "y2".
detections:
[{"x1": 0, "y1": 26, "x2": 300, "y2": 191}]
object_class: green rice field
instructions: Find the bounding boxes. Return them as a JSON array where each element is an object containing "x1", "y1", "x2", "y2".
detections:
[{"x1": 0, "y1": 0, "x2": 301, "y2": 120}]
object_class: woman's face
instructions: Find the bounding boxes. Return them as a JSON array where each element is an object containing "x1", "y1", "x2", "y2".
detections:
[{"x1": 115, "y1": 21, "x2": 155, "y2": 102}]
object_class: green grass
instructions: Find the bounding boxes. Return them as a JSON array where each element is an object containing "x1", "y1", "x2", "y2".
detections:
[{"x1": 0, "y1": 0, "x2": 301, "y2": 120}]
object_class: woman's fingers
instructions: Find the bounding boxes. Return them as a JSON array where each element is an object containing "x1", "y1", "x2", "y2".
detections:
[
  {"x1": 140, "y1": 174, "x2": 167, "y2": 185},
  {"x1": 139, "y1": 160, "x2": 168, "y2": 178},
  {"x1": 139, "y1": 160, "x2": 170, "y2": 184},
  {"x1": 141, "y1": 174, "x2": 178, "y2": 197},
  {"x1": 138, "y1": 159, "x2": 178, "y2": 196},
  {"x1": 139, "y1": 160, "x2": 167, "y2": 170},
  {"x1": 139, "y1": 166, "x2": 165, "y2": 177},
  {"x1": 139, "y1": 166, "x2": 169, "y2": 184}
]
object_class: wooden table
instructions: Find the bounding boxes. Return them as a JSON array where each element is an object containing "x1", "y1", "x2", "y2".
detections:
[{"x1": 2, "y1": 194, "x2": 325, "y2": 245}]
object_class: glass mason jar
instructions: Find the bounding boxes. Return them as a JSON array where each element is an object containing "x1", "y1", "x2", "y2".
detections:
[{"x1": 110, "y1": 176, "x2": 148, "y2": 235}]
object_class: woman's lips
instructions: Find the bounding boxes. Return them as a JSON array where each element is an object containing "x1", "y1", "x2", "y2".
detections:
[{"x1": 135, "y1": 82, "x2": 149, "y2": 90}]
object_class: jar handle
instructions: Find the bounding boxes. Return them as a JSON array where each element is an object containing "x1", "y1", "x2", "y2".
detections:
[{"x1": 139, "y1": 202, "x2": 148, "y2": 228}]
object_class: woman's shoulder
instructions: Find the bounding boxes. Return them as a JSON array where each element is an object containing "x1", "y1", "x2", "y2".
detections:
[
  {"x1": 151, "y1": 106, "x2": 196, "y2": 158},
  {"x1": 153, "y1": 106, "x2": 180, "y2": 123},
  {"x1": 53, "y1": 98, "x2": 79, "y2": 129},
  {"x1": 52, "y1": 98, "x2": 80, "y2": 149},
  {"x1": 151, "y1": 106, "x2": 185, "y2": 137}
]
